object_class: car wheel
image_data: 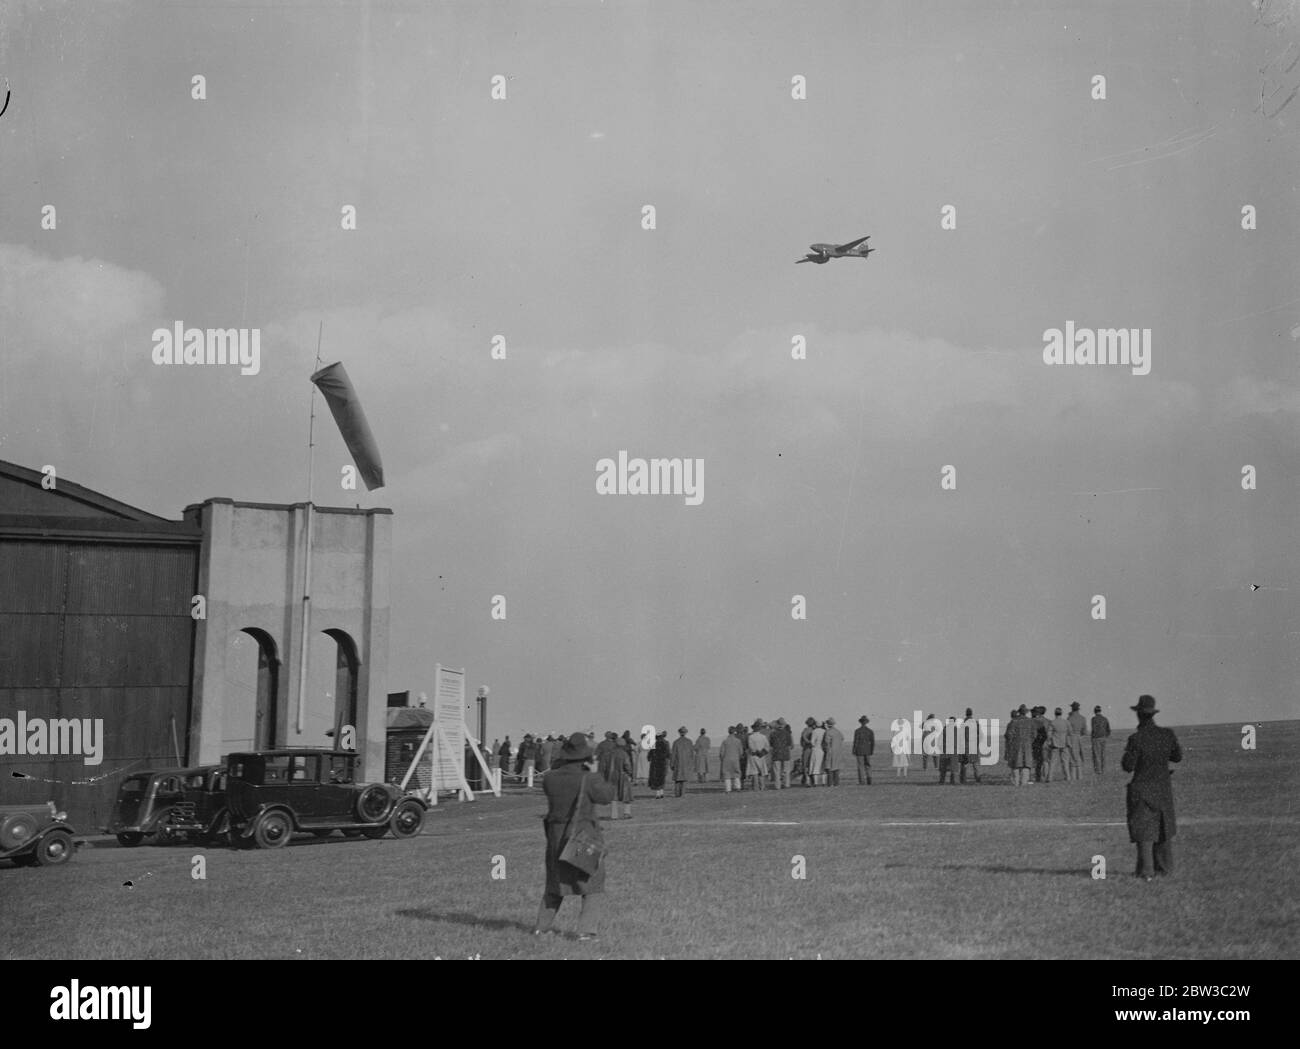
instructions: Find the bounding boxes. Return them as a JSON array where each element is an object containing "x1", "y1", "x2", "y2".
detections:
[
  {"x1": 252, "y1": 810, "x2": 293, "y2": 849},
  {"x1": 0, "y1": 812, "x2": 40, "y2": 851},
  {"x1": 355, "y1": 784, "x2": 393, "y2": 822},
  {"x1": 116, "y1": 832, "x2": 145, "y2": 847},
  {"x1": 360, "y1": 824, "x2": 388, "y2": 839},
  {"x1": 389, "y1": 800, "x2": 424, "y2": 839},
  {"x1": 34, "y1": 830, "x2": 73, "y2": 866}
]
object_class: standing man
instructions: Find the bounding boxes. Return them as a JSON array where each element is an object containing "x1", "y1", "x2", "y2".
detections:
[
  {"x1": 1006, "y1": 706, "x2": 1035, "y2": 786},
  {"x1": 1046, "y1": 707, "x2": 1071, "y2": 783},
  {"x1": 852, "y1": 716, "x2": 875, "y2": 785},
  {"x1": 1121, "y1": 695, "x2": 1182, "y2": 881},
  {"x1": 959, "y1": 707, "x2": 981, "y2": 784},
  {"x1": 1091, "y1": 706, "x2": 1111, "y2": 774},
  {"x1": 922, "y1": 713, "x2": 937, "y2": 771},
  {"x1": 694, "y1": 728, "x2": 711, "y2": 783},
  {"x1": 737, "y1": 723, "x2": 750, "y2": 786},
  {"x1": 937, "y1": 716, "x2": 958, "y2": 785},
  {"x1": 1030, "y1": 706, "x2": 1050, "y2": 782},
  {"x1": 800, "y1": 718, "x2": 817, "y2": 786},
  {"x1": 719, "y1": 727, "x2": 743, "y2": 793},
  {"x1": 671, "y1": 726, "x2": 695, "y2": 798},
  {"x1": 1067, "y1": 702, "x2": 1088, "y2": 781},
  {"x1": 823, "y1": 718, "x2": 844, "y2": 787},
  {"x1": 648, "y1": 731, "x2": 671, "y2": 799},
  {"x1": 770, "y1": 719, "x2": 792, "y2": 789},
  {"x1": 746, "y1": 720, "x2": 770, "y2": 792}
]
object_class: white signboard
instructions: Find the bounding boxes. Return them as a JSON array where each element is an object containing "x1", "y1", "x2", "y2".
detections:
[{"x1": 431, "y1": 664, "x2": 466, "y2": 791}]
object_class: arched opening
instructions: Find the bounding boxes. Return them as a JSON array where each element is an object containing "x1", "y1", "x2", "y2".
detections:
[
  {"x1": 224, "y1": 628, "x2": 280, "y2": 752},
  {"x1": 323, "y1": 628, "x2": 360, "y2": 745}
]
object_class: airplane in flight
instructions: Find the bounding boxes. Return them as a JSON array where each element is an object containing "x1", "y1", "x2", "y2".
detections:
[{"x1": 795, "y1": 235, "x2": 874, "y2": 264}]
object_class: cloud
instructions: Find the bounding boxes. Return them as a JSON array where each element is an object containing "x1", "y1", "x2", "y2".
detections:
[{"x1": 1217, "y1": 375, "x2": 1300, "y2": 416}]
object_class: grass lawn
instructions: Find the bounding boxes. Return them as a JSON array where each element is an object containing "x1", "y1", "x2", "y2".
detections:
[{"x1": 2, "y1": 720, "x2": 1296, "y2": 959}]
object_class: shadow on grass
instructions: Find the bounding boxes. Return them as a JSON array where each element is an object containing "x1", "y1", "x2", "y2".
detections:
[
  {"x1": 394, "y1": 908, "x2": 536, "y2": 934},
  {"x1": 883, "y1": 862, "x2": 1090, "y2": 877}
]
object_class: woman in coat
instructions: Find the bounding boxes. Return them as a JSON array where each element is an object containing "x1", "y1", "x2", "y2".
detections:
[
  {"x1": 808, "y1": 721, "x2": 827, "y2": 785},
  {"x1": 534, "y1": 732, "x2": 616, "y2": 940},
  {"x1": 648, "y1": 731, "x2": 671, "y2": 799}
]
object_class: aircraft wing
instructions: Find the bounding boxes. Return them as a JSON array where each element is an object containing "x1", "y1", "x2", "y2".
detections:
[{"x1": 836, "y1": 235, "x2": 871, "y2": 251}]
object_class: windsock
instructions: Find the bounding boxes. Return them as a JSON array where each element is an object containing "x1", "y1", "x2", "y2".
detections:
[{"x1": 310, "y1": 361, "x2": 385, "y2": 491}]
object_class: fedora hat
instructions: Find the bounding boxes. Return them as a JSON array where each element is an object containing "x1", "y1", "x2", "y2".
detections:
[
  {"x1": 1017, "y1": 704, "x2": 1028, "y2": 715},
  {"x1": 1070, "y1": 701, "x2": 1081, "y2": 711},
  {"x1": 858, "y1": 715, "x2": 869, "y2": 724},
  {"x1": 1131, "y1": 695, "x2": 1158, "y2": 714},
  {"x1": 559, "y1": 732, "x2": 592, "y2": 762},
  {"x1": 1093, "y1": 705, "x2": 1102, "y2": 713}
]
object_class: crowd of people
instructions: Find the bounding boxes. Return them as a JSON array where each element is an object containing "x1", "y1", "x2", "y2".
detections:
[
  {"x1": 489, "y1": 702, "x2": 1117, "y2": 798},
  {"x1": 1001, "y1": 702, "x2": 1111, "y2": 787}
]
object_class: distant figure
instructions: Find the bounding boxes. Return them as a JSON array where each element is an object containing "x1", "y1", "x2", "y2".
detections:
[
  {"x1": 922, "y1": 713, "x2": 939, "y2": 771},
  {"x1": 808, "y1": 721, "x2": 827, "y2": 785},
  {"x1": 1046, "y1": 708, "x2": 1071, "y2": 783},
  {"x1": 607, "y1": 738, "x2": 633, "y2": 820},
  {"x1": 1091, "y1": 706, "x2": 1111, "y2": 774},
  {"x1": 694, "y1": 728, "x2": 711, "y2": 783},
  {"x1": 538, "y1": 735, "x2": 555, "y2": 773},
  {"x1": 892, "y1": 732, "x2": 909, "y2": 777},
  {"x1": 488, "y1": 739, "x2": 500, "y2": 772},
  {"x1": 671, "y1": 727, "x2": 694, "y2": 797},
  {"x1": 648, "y1": 731, "x2": 671, "y2": 799},
  {"x1": 534, "y1": 732, "x2": 615, "y2": 941},
  {"x1": 800, "y1": 718, "x2": 817, "y2": 786},
  {"x1": 622, "y1": 730, "x2": 640, "y2": 783},
  {"x1": 1067, "y1": 702, "x2": 1088, "y2": 781},
  {"x1": 1030, "y1": 707, "x2": 1049, "y2": 782},
  {"x1": 937, "y1": 717, "x2": 958, "y2": 785},
  {"x1": 1005, "y1": 706, "x2": 1035, "y2": 787},
  {"x1": 852, "y1": 716, "x2": 875, "y2": 785},
  {"x1": 499, "y1": 736, "x2": 513, "y2": 775},
  {"x1": 737, "y1": 723, "x2": 750, "y2": 784},
  {"x1": 719, "y1": 727, "x2": 743, "y2": 793},
  {"x1": 770, "y1": 718, "x2": 793, "y2": 789},
  {"x1": 747, "y1": 721, "x2": 770, "y2": 792},
  {"x1": 1121, "y1": 695, "x2": 1182, "y2": 881},
  {"x1": 822, "y1": 718, "x2": 844, "y2": 786},
  {"x1": 959, "y1": 707, "x2": 981, "y2": 784}
]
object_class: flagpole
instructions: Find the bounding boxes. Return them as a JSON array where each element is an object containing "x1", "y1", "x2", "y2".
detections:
[{"x1": 297, "y1": 321, "x2": 323, "y2": 735}]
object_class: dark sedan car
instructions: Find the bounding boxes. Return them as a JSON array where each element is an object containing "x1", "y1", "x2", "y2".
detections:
[
  {"x1": 1, "y1": 801, "x2": 76, "y2": 867},
  {"x1": 107, "y1": 766, "x2": 229, "y2": 847},
  {"x1": 225, "y1": 749, "x2": 426, "y2": 849}
]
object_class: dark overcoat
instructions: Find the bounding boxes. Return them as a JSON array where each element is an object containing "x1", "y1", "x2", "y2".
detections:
[
  {"x1": 1121, "y1": 721, "x2": 1182, "y2": 843},
  {"x1": 541, "y1": 762, "x2": 616, "y2": 896},
  {"x1": 648, "y1": 739, "x2": 671, "y2": 789},
  {"x1": 1005, "y1": 716, "x2": 1035, "y2": 769},
  {"x1": 671, "y1": 736, "x2": 695, "y2": 782}
]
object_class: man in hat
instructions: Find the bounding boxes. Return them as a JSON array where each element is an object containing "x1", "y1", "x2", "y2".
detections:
[
  {"x1": 534, "y1": 731, "x2": 617, "y2": 941},
  {"x1": 648, "y1": 731, "x2": 671, "y2": 799},
  {"x1": 1067, "y1": 702, "x2": 1088, "y2": 781},
  {"x1": 959, "y1": 707, "x2": 981, "y2": 784},
  {"x1": 799, "y1": 718, "x2": 817, "y2": 785},
  {"x1": 770, "y1": 718, "x2": 792, "y2": 788},
  {"x1": 852, "y1": 716, "x2": 875, "y2": 785},
  {"x1": 1046, "y1": 707, "x2": 1071, "y2": 783},
  {"x1": 747, "y1": 720, "x2": 770, "y2": 791},
  {"x1": 1121, "y1": 695, "x2": 1182, "y2": 880},
  {"x1": 922, "y1": 713, "x2": 937, "y2": 771},
  {"x1": 822, "y1": 717, "x2": 844, "y2": 786},
  {"x1": 671, "y1": 726, "x2": 695, "y2": 797},
  {"x1": 937, "y1": 716, "x2": 958, "y2": 785},
  {"x1": 719, "y1": 726, "x2": 743, "y2": 793},
  {"x1": 694, "y1": 728, "x2": 711, "y2": 783},
  {"x1": 1030, "y1": 706, "x2": 1049, "y2": 782},
  {"x1": 1006, "y1": 705, "x2": 1035, "y2": 786},
  {"x1": 1090, "y1": 706, "x2": 1111, "y2": 774}
]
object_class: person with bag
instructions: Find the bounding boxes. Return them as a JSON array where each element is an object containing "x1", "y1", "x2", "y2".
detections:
[{"x1": 534, "y1": 732, "x2": 616, "y2": 941}]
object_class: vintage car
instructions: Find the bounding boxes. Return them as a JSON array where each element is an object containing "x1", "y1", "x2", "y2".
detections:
[
  {"x1": 1, "y1": 801, "x2": 76, "y2": 867},
  {"x1": 107, "y1": 765, "x2": 228, "y2": 847},
  {"x1": 225, "y1": 749, "x2": 427, "y2": 849}
]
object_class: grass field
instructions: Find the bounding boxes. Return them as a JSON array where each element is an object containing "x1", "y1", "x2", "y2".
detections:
[{"x1": 2, "y1": 720, "x2": 1296, "y2": 959}]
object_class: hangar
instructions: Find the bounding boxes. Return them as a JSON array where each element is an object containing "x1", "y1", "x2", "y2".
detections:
[{"x1": 0, "y1": 460, "x2": 392, "y2": 828}]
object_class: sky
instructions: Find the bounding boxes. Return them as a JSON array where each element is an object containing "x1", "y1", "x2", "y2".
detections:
[{"x1": 1, "y1": 0, "x2": 1297, "y2": 737}]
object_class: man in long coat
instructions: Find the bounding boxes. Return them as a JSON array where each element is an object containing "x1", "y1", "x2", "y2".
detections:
[
  {"x1": 1006, "y1": 706, "x2": 1035, "y2": 786},
  {"x1": 1046, "y1": 707, "x2": 1071, "y2": 782},
  {"x1": 1030, "y1": 706, "x2": 1049, "y2": 781},
  {"x1": 718, "y1": 727, "x2": 743, "y2": 793},
  {"x1": 648, "y1": 731, "x2": 671, "y2": 798},
  {"x1": 694, "y1": 728, "x2": 711, "y2": 782},
  {"x1": 1121, "y1": 695, "x2": 1182, "y2": 880},
  {"x1": 770, "y1": 718, "x2": 793, "y2": 788},
  {"x1": 671, "y1": 726, "x2": 695, "y2": 797},
  {"x1": 852, "y1": 716, "x2": 875, "y2": 785},
  {"x1": 534, "y1": 732, "x2": 616, "y2": 940},
  {"x1": 800, "y1": 718, "x2": 817, "y2": 785},
  {"x1": 821, "y1": 718, "x2": 844, "y2": 786}
]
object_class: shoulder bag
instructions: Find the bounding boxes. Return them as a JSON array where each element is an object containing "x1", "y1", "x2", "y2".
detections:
[{"x1": 558, "y1": 773, "x2": 607, "y2": 876}]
